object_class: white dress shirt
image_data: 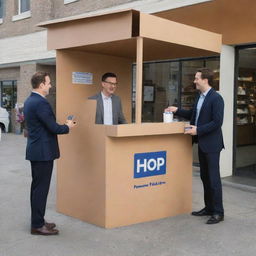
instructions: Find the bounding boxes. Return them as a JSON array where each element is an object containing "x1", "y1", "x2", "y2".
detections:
[
  {"x1": 101, "y1": 92, "x2": 113, "y2": 125},
  {"x1": 195, "y1": 87, "x2": 211, "y2": 126}
]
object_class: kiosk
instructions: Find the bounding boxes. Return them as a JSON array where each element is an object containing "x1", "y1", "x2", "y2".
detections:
[{"x1": 39, "y1": 10, "x2": 222, "y2": 228}]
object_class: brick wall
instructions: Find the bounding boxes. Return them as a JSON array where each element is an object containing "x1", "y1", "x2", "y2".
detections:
[
  {"x1": 0, "y1": 0, "x2": 135, "y2": 39},
  {"x1": 18, "y1": 63, "x2": 37, "y2": 104},
  {"x1": 0, "y1": 0, "x2": 53, "y2": 38},
  {"x1": 0, "y1": 67, "x2": 20, "y2": 81},
  {"x1": 53, "y1": 0, "x2": 135, "y2": 19}
]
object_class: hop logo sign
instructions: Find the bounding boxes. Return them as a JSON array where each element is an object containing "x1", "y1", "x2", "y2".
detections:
[{"x1": 134, "y1": 151, "x2": 166, "y2": 178}]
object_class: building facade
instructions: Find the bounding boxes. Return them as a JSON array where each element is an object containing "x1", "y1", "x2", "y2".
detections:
[{"x1": 0, "y1": 0, "x2": 255, "y2": 179}]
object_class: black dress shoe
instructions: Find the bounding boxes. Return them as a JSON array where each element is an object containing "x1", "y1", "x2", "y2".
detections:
[
  {"x1": 31, "y1": 225, "x2": 59, "y2": 235},
  {"x1": 206, "y1": 214, "x2": 224, "y2": 224},
  {"x1": 191, "y1": 208, "x2": 212, "y2": 216},
  {"x1": 45, "y1": 222, "x2": 56, "y2": 230}
]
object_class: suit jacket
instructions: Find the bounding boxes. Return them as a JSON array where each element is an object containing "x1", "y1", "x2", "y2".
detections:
[
  {"x1": 176, "y1": 88, "x2": 224, "y2": 153},
  {"x1": 88, "y1": 93, "x2": 127, "y2": 125},
  {"x1": 24, "y1": 92, "x2": 69, "y2": 161}
]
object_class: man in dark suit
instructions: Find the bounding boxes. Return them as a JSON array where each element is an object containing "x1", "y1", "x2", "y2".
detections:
[
  {"x1": 166, "y1": 68, "x2": 224, "y2": 224},
  {"x1": 24, "y1": 71, "x2": 76, "y2": 235},
  {"x1": 89, "y1": 72, "x2": 127, "y2": 125}
]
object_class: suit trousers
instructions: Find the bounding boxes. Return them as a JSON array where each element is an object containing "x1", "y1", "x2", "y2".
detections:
[
  {"x1": 198, "y1": 147, "x2": 224, "y2": 215},
  {"x1": 30, "y1": 160, "x2": 53, "y2": 228}
]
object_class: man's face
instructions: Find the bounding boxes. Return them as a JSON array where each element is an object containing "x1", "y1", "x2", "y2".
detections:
[
  {"x1": 40, "y1": 76, "x2": 52, "y2": 96},
  {"x1": 102, "y1": 77, "x2": 117, "y2": 96},
  {"x1": 194, "y1": 72, "x2": 207, "y2": 92}
]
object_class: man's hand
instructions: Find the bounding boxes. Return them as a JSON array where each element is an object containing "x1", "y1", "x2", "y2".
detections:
[
  {"x1": 164, "y1": 106, "x2": 178, "y2": 113},
  {"x1": 184, "y1": 125, "x2": 197, "y2": 135},
  {"x1": 66, "y1": 119, "x2": 76, "y2": 128}
]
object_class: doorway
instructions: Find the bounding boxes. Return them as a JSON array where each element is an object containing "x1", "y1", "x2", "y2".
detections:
[{"x1": 234, "y1": 46, "x2": 256, "y2": 178}]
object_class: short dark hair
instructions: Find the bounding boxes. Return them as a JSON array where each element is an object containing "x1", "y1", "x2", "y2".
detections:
[
  {"x1": 197, "y1": 68, "x2": 214, "y2": 86},
  {"x1": 101, "y1": 72, "x2": 117, "y2": 82},
  {"x1": 31, "y1": 71, "x2": 50, "y2": 89}
]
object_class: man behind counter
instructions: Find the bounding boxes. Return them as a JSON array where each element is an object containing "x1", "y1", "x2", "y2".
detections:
[{"x1": 89, "y1": 72, "x2": 127, "y2": 125}]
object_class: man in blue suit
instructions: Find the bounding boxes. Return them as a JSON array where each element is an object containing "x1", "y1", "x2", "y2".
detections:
[
  {"x1": 24, "y1": 71, "x2": 76, "y2": 235},
  {"x1": 166, "y1": 68, "x2": 224, "y2": 224}
]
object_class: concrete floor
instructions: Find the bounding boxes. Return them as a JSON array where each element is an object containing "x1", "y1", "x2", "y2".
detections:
[{"x1": 0, "y1": 134, "x2": 256, "y2": 256}]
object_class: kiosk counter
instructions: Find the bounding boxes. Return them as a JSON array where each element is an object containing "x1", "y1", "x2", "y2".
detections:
[{"x1": 58, "y1": 101, "x2": 192, "y2": 228}]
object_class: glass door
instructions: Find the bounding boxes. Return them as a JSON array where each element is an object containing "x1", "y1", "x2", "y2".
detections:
[
  {"x1": 0, "y1": 80, "x2": 17, "y2": 111},
  {"x1": 235, "y1": 46, "x2": 256, "y2": 177}
]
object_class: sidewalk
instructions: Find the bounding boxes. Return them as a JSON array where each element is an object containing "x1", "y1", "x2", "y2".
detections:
[{"x1": 0, "y1": 133, "x2": 255, "y2": 256}]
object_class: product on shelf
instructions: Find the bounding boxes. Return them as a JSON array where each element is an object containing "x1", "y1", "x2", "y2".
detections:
[{"x1": 237, "y1": 86, "x2": 246, "y2": 95}]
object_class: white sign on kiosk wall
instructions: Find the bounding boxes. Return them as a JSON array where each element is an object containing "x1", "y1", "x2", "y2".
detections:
[{"x1": 72, "y1": 72, "x2": 93, "y2": 85}]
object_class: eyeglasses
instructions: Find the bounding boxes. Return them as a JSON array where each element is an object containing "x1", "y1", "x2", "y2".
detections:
[{"x1": 103, "y1": 81, "x2": 118, "y2": 86}]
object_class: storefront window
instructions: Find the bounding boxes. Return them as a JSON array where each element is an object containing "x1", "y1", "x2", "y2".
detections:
[
  {"x1": 181, "y1": 60, "x2": 204, "y2": 110},
  {"x1": 0, "y1": 80, "x2": 17, "y2": 111},
  {"x1": 142, "y1": 62, "x2": 179, "y2": 122},
  {"x1": 132, "y1": 57, "x2": 220, "y2": 122},
  {"x1": 205, "y1": 58, "x2": 220, "y2": 91},
  {"x1": 0, "y1": 0, "x2": 3, "y2": 19},
  {"x1": 235, "y1": 47, "x2": 256, "y2": 177},
  {"x1": 181, "y1": 58, "x2": 220, "y2": 110}
]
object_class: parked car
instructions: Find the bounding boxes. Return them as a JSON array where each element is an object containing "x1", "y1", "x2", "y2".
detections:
[{"x1": 0, "y1": 107, "x2": 9, "y2": 132}]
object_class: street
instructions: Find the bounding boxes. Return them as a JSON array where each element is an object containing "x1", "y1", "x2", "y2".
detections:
[{"x1": 0, "y1": 133, "x2": 255, "y2": 256}]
